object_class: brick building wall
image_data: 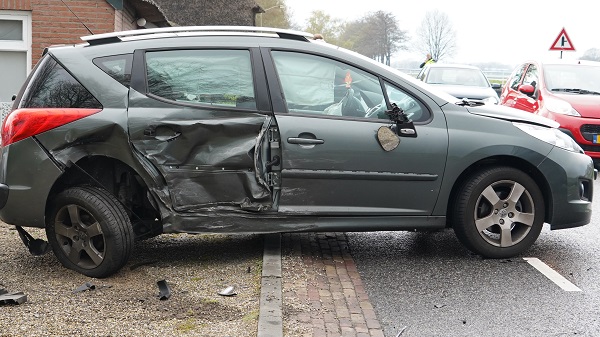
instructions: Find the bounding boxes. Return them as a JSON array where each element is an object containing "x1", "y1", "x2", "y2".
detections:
[
  {"x1": 114, "y1": 1, "x2": 135, "y2": 32},
  {"x1": 1, "y1": 0, "x2": 117, "y2": 65}
]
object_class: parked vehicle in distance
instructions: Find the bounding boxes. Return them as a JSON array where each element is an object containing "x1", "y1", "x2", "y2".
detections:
[
  {"x1": 500, "y1": 59, "x2": 600, "y2": 168},
  {"x1": 0, "y1": 27, "x2": 594, "y2": 278},
  {"x1": 417, "y1": 63, "x2": 501, "y2": 104}
]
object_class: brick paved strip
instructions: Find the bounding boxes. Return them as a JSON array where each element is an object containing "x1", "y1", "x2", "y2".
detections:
[{"x1": 282, "y1": 233, "x2": 384, "y2": 337}]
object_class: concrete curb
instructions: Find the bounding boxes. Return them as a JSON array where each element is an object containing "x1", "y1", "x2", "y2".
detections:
[{"x1": 257, "y1": 233, "x2": 282, "y2": 337}]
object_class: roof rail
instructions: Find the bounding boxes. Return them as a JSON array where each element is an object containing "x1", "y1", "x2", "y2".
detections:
[{"x1": 82, "y1": 26, "x2": 314, "y2": 45}]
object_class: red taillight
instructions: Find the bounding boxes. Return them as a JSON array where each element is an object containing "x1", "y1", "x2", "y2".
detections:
[{"x1": 1, "y1": 108, "x2": 102, "y2": 146}]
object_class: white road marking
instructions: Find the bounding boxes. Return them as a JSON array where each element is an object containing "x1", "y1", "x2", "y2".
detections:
[{"x1": 523, "y1": 257, "x2": 582, "y2": 292}]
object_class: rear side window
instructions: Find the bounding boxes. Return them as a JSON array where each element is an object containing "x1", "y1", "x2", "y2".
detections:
[
  {"x1": 93, "y1": 54, "x2": 133, "y2": 87},
  {"x1": 20, "y1": 56, "x2": 101, "y2": 109},
  {"x1": 145, "y1": 49, "x2": 256, "y2": 109}
]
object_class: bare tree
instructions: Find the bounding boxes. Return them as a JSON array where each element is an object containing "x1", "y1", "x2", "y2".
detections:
[
  {"x1": 340, "y1": 11, "x2": 408, "y2": 65},
  {"x1": 369, "y1": 11, "x2": 408, "y2": 65},
  {"x1": 416, "y1": 10, "x2": 456, "y2": 62}
]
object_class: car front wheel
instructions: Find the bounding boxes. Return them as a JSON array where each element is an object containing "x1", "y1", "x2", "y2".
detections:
[
  {"x1": 46, "y1": 186, "x2": 134, "y2": 278},
  {"x1": 452, "y1": 167, "x2": 545, "y2": 258}
]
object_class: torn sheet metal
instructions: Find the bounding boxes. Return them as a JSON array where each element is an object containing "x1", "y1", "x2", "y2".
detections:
[
  {"x1": 0, "y1": 289, "x2": 27, "y2": 305},
  {"x1": 157, "y1": 280, "x2": 171, "y2": 300},
  {"x1": 129, "y1": 112, "x2": 274, "y2": 213}
]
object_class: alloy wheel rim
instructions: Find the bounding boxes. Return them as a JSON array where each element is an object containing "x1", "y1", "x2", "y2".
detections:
[
  {"x1": 473, "y1": 179, "x2": 535, "y2": 247},
  {"x1": 54, "y1": 204, "x2": 106, "y2": 269}
]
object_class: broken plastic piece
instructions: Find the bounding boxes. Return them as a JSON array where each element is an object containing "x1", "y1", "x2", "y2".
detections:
[
  {"x1": 157, "y1": 280, "x2": 171, "y2": 300},
  {"x1": 129, "y1": 260, "x2": 158, "y2": 271},
  {"x1": 218, "y1": 286, "x2": 236, "y2": 297},
  {"x1": 0, "y1": 290, "x2": 27, "y2": 305},
  {"x1": 73, "y1": 282, "x2": 96, "y2": 293},
  {"x1": 395, "y1": 326, "x2": 408, "y2": 337},
  {"x1": 15, "y1": 226, "x2": 50, "y2": 256}
]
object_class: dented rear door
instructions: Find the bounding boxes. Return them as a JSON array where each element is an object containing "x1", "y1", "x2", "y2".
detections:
[{"x1": 127, "y1": 47, "x2": 275, "y2": 213}]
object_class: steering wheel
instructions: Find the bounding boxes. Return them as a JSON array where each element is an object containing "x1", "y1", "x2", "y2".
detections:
[
  {"x1": 359, "y1": 90, "x2": 375, "y2": 108},
  {"x1": 364, "y1": 98, "x2": 386, "y2": 119}
]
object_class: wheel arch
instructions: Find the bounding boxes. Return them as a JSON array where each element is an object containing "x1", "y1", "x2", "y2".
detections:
[
  {"x1": 45, "y1": 155, "x2": 162, "y2": 239},
  {"x1": 445, "y1": 155, "x2": 552, "y2": 228}
]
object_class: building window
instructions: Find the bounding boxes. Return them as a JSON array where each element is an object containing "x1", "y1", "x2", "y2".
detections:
[{"x1": 0, "y1": 11, "x2": 31, "y2": 120}]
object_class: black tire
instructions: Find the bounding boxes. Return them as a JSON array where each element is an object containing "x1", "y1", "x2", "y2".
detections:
[
  {"x1": 46, "y1": 186, "x2": 134, "y2": 278},
  {"x1": 452, "y1": 167, "x2": 545, "y2": 258}
]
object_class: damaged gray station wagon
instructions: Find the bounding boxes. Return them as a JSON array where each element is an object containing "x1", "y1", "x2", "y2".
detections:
[{"x1": 0, "y1": 27, "x2": 595, "y2": 278}]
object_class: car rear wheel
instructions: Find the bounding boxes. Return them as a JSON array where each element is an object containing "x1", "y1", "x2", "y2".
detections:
[
  {"x1": 452, "y1": 167, "x2": 544, "y2": 258},
  {"x1": 46, "y1": 186, "x2": 133, "y2": 278}
]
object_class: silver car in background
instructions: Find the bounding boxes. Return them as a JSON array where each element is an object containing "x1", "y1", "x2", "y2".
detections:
[{"x1": 417, "y1": 63, "x2": 501, "y2": 104}]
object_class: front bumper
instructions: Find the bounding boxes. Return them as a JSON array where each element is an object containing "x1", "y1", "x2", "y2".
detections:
[
  {"x1": 539, "y1": 145, "x2": 594, "y2": 230},
  {"x1": 550, "y1": 111, "x2": 600, "y2": 159}
]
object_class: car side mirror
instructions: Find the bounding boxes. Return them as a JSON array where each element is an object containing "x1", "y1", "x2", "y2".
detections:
[
  {"x1": 11, "y1": 94, "x2": 16, "y2": 101},
  {"x1": 518, "y1": 84, "x2": 535, "y2": 96},
  {"x1": 386, "y1": 103, "x2": 417, "y2": 138},
  {"x1": 491, "y1": 83, "x2": 501, "y2": 89}
]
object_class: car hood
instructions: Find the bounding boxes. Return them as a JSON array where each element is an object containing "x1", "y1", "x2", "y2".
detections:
[
  {"x1": 467, "y1": 104, "x2": 559, "y2": 128},
  {"x1": 551, "y1": 92, "x2": 600, "y2": 118},
  {"x1": 432, "y1": 84, "x2": 498, "y2": 100}
]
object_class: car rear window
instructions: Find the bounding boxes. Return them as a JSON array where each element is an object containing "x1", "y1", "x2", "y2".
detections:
[
  {"x1": 93, "y1": 54, "x2": 133, "y2": 87},
  {"x1": 20, "y1": 56, "x2": 101, "y2": 109},
  {"x1": 144, "y1": 49, "x2": 256, "y2": 109}
]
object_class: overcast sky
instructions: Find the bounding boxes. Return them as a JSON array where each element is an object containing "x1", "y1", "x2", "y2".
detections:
[{"x1": 284, "y1": 0, "x2": 599, "y2": 67}]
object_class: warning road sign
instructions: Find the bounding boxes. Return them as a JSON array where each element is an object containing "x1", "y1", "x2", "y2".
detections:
[{"x1": 550, "y1": 28, "x2": 575, "y2": 51}]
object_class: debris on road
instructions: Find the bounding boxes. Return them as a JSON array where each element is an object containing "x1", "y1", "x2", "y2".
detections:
[
  {"x1": 15, "y1": 226, "x2": 49, "y2": 256},
  {"x1": 395, "y1": 325, "x2": 408, "y2": 336},
  {"x1": 129, "y1": 260, "x2": 158, "y2": 271},
  {"x1": 0, "y1": 289, "x2": 27, "y2": 305},
  {"x1": 73, "y1": 282, "x2": 96, "y2": 293},
  {"x1": 157, "y1": 280, "x2": 171, "y2": 300},
  {"x1": 218, "y1": 286, "x2": 236, "y2": 296}
]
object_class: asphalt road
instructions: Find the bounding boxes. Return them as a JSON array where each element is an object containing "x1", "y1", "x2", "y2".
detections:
[{"x1": 347, "y1": 179, "x2": 600, "y2": 337}]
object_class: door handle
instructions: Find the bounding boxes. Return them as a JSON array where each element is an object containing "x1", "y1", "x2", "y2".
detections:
[
  {"x1": 287, "y1": 137, "x2": 324, "y2": 145},
  {"x1": 144, "y1": 125, "x2": 181, "y2": 142},
  {"x1": 155, "y1": 132, "x2": 181, "y2": 142},
  {"x1": 144, "y1": 125, "x2": 156, "y2": 137}
]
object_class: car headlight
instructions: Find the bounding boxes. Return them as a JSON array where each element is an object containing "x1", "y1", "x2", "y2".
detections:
[
  {"x1": 482, "y1": 96, "x2": 499, "y2": 105},
  {"x1": 545, "y1": 96, "x2": 581, "y2": 116},
  {"x1": 513, "y1": 122, "x2": 583, "y2": 153}
]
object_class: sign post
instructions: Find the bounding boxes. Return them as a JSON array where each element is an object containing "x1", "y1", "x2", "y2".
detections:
[{"x1": 549, "y1": 28, "x2": 575, "y2": 59}]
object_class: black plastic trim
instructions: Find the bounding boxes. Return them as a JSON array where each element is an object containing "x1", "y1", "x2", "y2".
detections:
[{"x1": 0, "y1": 184, "x2": 9, "y2": 209}]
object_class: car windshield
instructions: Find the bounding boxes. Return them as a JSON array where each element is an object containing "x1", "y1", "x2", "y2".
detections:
[
  {"x1": 544, "y1": 64, "x2": 600, "y2": 94},
  {"x1": 426, "y1": 67, "x2": 489, "y2": 87}
]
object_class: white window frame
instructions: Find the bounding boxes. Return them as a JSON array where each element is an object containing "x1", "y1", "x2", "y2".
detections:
[{"x1": 0, "y1": 10, "x2": 32, "y2": 74}]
